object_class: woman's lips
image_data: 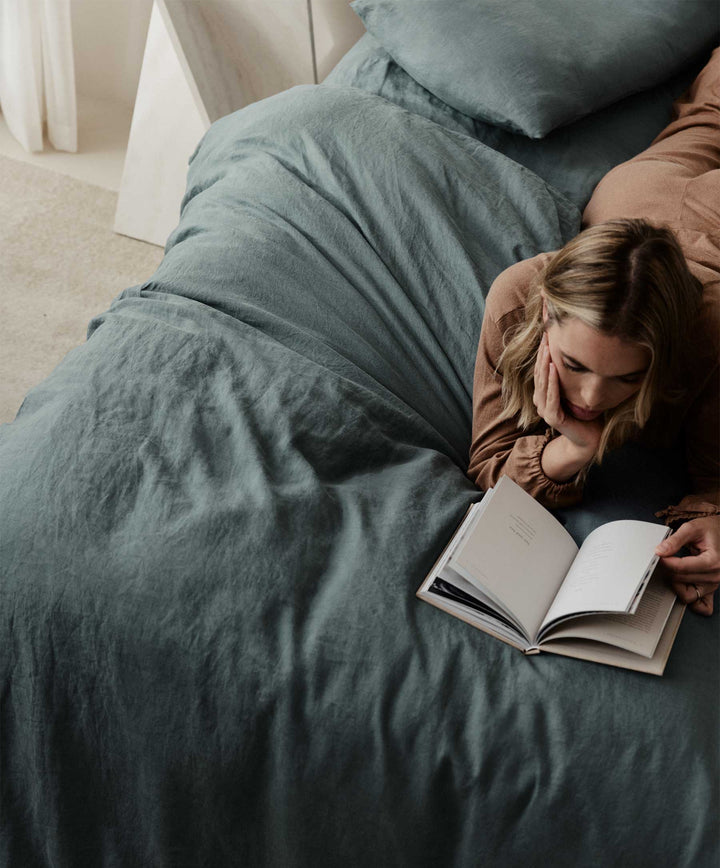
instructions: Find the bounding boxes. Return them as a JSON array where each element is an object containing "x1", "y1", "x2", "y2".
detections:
[{"x1": 566, "y1": 401, "x2": 602, "y2": 422}]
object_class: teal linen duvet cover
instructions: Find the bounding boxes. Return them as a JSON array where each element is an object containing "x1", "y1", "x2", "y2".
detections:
[
  {"x1": 1, "y1": 83, "x2": 717, "y2": 866},
  {"x1": 324, "y1": 33, "x2": 708, "y2": 212}
]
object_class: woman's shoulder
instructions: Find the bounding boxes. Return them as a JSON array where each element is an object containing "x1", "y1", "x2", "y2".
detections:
[{"x1": 485, "y1": 251, "x2": 554, "y2": 326}]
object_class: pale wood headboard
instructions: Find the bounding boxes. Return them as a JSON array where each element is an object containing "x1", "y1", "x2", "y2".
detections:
[
  {"x1": 313, "y1": 0, "x2": 368, "y2": 82},
  {"x1": 115, "y1": 0, "x2": 367, "y2": 247},
  {"x1": 166, "y1": 0, "x2": 367, "y2": 111}
]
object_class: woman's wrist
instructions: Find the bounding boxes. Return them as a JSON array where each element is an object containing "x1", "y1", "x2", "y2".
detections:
[{"x1": 540, "y1": 433, "x2": 595, "y2": 483}]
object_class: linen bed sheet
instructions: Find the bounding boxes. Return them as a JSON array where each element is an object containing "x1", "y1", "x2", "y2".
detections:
[{"x1": 0, "y1": 72, "x2": 717, "y2": 868}]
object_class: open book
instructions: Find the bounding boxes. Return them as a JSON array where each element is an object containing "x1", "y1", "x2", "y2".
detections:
[{"x1": 417, "y1": 476, "x2": 685, "y2": 675}]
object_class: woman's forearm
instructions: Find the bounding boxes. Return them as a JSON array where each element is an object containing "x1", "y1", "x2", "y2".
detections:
[{"x1": 540, "y1": 434, "x2": 595, "y2": 483}]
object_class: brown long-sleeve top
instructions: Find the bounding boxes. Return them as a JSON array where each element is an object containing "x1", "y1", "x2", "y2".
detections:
[{"x1": 468, "y1": 47, "x2": 720, "y2": 523}]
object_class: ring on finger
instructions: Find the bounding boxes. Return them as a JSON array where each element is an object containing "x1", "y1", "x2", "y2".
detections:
[{"x1": 692, "y1": 584, "x2": 702, "y2": 602}]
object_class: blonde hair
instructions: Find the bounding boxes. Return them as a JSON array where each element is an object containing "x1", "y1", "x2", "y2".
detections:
[{"x1": 498, "y1": 219, "x2": 702, "y2": 464}]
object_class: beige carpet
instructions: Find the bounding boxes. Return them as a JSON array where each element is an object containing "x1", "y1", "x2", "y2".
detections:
[{"x1": 0, "y1": 154, "x2": 164, "y2": 424}]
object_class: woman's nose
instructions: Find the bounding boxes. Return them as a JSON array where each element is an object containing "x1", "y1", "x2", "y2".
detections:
[{"x1": 580, "y1": 376, "x2": 606, "y2": 409}]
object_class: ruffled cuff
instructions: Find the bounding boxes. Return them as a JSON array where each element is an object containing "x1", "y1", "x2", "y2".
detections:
[
  {"x1": 655, "y1": 499, "x2": 720, "y2": 528},
  {"x1": 506, "y1": 429, "x2": 585, "y2": 509}
]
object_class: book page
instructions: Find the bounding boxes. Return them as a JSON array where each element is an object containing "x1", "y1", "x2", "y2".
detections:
[
  {"x1": 538, "y1": 570, "x2": 677, "y2": 656},
  {"x1": 541, "y1": 520, "x2": 669, "y2": 628},
  {"x1": 432, "y1": 565, "x2": 528, "y2": 639},
  {"x1": 450, "y1": 476, "x2": 578, "y2": 641},
  {"x1": 538, "y1": 601, "x2": 684, "y2": 675}
]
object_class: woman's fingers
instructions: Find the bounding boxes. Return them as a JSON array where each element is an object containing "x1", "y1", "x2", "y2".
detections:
[
  {"x1": 656, "y1": 520, "x2": 711, "y2": 557},
  {"x1": 690, "y1": 595, "x2": 714, "y2": 616},
  {"x1": 534, "y1": 335, "x2": 562, "y2": 429},
  {"x1": 666, "y1": 576, "x2": 716, "y2": 600},
  {"x1": 671, "y1": 580, "x2": 717, "y2": 616},
  {"x1": 682, "y1": 584, "x2": 715, "y2": 616},
  {"x1": 662, "y1": 550, "x2": 715, "y2": 576},
  {"x1": 546, "y1": 361, "x2": 563, "y2": 426},
  {"x1": 659, "y1": 518, "x2": 720, "y2": 618},
  {"x1": 672, "y1": 579, "x2": 718, "y2": 601}
]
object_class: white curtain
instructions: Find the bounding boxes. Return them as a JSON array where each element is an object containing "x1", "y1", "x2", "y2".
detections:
[{"x1": 0, "y1": 0, "x2": 77, "y2": 152}]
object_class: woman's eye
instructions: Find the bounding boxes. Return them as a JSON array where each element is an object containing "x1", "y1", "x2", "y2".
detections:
[{"x1": 562, "y1": 359, "x2": 643, "y2": 383}]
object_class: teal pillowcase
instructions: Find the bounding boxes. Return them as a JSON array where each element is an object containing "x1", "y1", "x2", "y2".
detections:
[{"x1": 350, "y1": 0, "x2": 719, "y2": 138}]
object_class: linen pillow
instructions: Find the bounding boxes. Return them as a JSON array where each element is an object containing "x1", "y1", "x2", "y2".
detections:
[{"x1": 350, "y1": 0, "x2": 719, "y2": 138}]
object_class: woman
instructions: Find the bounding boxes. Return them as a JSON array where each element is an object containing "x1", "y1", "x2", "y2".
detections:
[{"x1": 468, "y1": 46, "x2": 720, "y2": 615}]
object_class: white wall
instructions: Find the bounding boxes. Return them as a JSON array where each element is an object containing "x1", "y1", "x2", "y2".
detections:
[{"x1": 71, "y1": 0, "x2": 153, "y2": 107}]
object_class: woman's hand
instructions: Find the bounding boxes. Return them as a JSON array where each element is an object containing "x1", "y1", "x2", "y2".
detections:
[
  {"x1": 533, "y1": 334, "x2": 603, "y2": 474},
  {"x1": 656, "y1": 515, "x2": 720, "y2": 616}
]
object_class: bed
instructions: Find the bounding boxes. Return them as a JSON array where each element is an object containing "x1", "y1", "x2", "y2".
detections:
[{"x1": 1, "y1": 2, "x2": 718, "y2": 865}]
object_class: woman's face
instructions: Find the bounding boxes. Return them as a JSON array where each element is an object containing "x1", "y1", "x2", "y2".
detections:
[{"x1": 543, "y1": 306, "x2": 650, "y2": 422}]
